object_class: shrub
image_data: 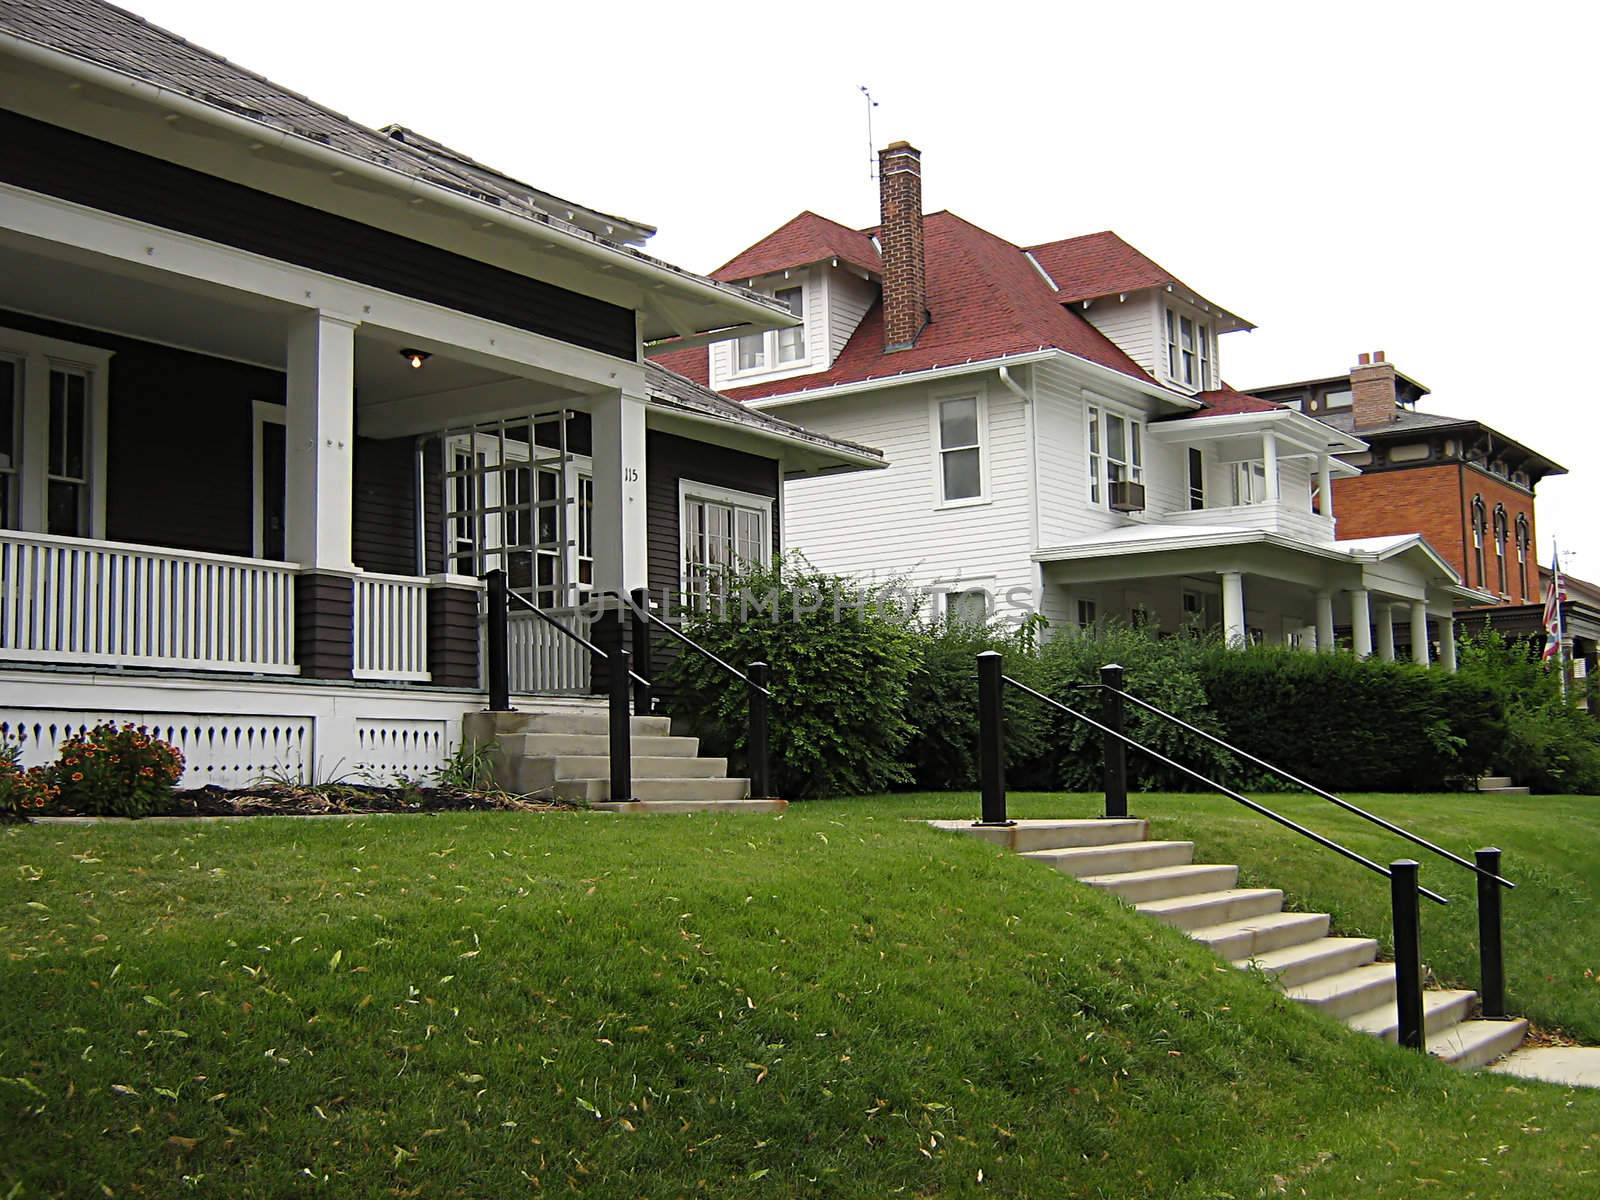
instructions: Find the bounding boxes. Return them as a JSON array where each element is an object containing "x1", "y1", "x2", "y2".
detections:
[
  {"x1": 658, "y1": 557, "x2": 921, "y2": 798},
  {"x1": 50, "y1": 723, "x2": 184, "y2": 818},
  {"x1": 0, "y1": 737, "x2": 58, "y2": 822}
]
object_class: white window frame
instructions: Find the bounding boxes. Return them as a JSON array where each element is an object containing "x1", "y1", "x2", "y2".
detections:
[
  {"x1": 944, "y1": 583, "x2": 993, "y2": 627},
  {"x1": 730, "y1": 281, "x2": 810, "y2": 378},
  {"x1": 930, "y1": 386, "x2": 989, "y2": 509},
  {"x1": 1186, "y1": 446, "x2": 1206, "y2": 511},
  {"x1": 1164, "y1": 305, "x2": 1213, "y2": 390},
  {"x1": 678, "y1": 479, "x2": 774, "y2": 605},
  {"x1": 1232, "y1": 460, "x2": 1268, "y2": 506},
  {"x1": 1085, "y1": 399, "x2": 1144, "y2": 508},
  {"x1": 252, "y1": 400, "x2": 287, "y2": 559},
  {"x1": 0, "y1": 326, "x2": 112, "y2": 540}
]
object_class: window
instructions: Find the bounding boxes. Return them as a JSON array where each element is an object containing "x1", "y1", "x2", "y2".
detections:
[
  {"x1": 0, "y1": 330, "x2": 110, "y2": 540},
  {"x1": 1470, "y1": 495, "x2": 1487, "y2": 589},
  {"x1": 732, "y1": 284, "x2": 807, "y2": 374},
  {"x1": 681, "y1": 482, "x2": 772, "y2": 610},
  {"x1": 936, "y1": 395, "x2": 983, "y2": 503},
  {"x1": 949, "y1": 588, "x2": 989, "y2": 626},
  {"x1": 1087, "y1": 404, "x2": 1143, "y2": 506},
  {"x1": 1515, "y1": 513, "x2": 1531, "y2": 600},
  {"x1": 1232, "y1": 461, "x2": 1268, "y2": 506},
  {"x1": 1493, "y1": 504, "x2": 1509, "y2": 596},
  {"x1": 1322, "y1": 388, "x2": 1353, "y2": 410},
  {"x1": 0, "y1": 358, "x2": 18, "y2": 529},
  {"x1": 1165, "y1": 308, "x2": 1211, "y2": 389},
  {"x1": 1187, "y1": 447, "x2": 1205, "y2": 510},
  {"x1": 1077, "y1": 599, "x2": 1097, "y2": 629}
]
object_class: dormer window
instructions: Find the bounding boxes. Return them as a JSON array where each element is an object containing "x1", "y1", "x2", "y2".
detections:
[
  {"x1": 1164, "y1": 308, "x2": 1212, "y2": 390},
  {"x1": 733, "y1": 285, "x2": 808, "y2": 375}
]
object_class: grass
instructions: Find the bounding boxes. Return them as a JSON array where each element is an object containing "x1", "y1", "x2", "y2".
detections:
[{"x1": 0, "y1": 798, "x2": 1595, "y2": 1198}]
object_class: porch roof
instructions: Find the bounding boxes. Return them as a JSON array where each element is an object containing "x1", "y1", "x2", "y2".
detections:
[{"x1": 0, "y1": 0, "x2": 795, "y2": 345}]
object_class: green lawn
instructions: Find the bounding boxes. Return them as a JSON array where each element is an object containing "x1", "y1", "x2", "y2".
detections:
[{"x1": 1, "y1": 798, "x2": 1597, "y2": 1198}]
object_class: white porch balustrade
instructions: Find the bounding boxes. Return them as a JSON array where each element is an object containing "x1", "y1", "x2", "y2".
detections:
[
  {"x1": 506, "y1": 606, "x2": 593, "y2": 694},
  {"x1": 0, "y1": 531, "x2": 298, "y2": 673},
  {"x1": 352, "y1": 573, "x2": 431, "y2": 682}
]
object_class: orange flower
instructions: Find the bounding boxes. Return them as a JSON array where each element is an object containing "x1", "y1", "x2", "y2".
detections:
[{"x1": 70, "y1": 772, "x2": 83, "y2": 782}]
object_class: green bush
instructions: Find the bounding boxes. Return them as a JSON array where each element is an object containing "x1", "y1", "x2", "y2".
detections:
[
  {"x1": 0, "y1": 736, "x2": 58, "y2": 822},
  {"x1": 658, "y1": 558, "x2": 921, "y2": 798},
  {"x1": 50, "y1": 723, "x2": 185, "y2": 817},
  {"x1": 1456, "y1": 628, "x2": 1600, "y2": 794}
]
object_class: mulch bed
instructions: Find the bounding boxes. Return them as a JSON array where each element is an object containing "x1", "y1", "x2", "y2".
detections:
[{"x1": 17, "y1": 784, "x2": 575, "y2": 821}]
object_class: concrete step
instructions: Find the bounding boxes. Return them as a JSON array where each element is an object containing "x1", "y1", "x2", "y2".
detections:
[
  {"x1": 1021, "y1": 840, "x2": 1194, "y2": 879},
  {"x1": 1283, "y1": 961, "x2": 1398, "y2": 1021},
  {"x1": 498, "y1": 733, "x2": 702, "y2": 758},
  {"x1": 1137, "y1": 887, "x2": 1284, "y2": 933},
  {"x1": 1081, "y1": 862, "x2": 1239, "y2": 904},
  {"x1": 1192, "y1": 910, "x2": 1331, "y2": 959},
  {"x1": 1479, "y1": 786, "x2": 1532, "y2": 796},
  {"x1": 1235, "y1": 936, "x2": 1380, "y2": 988},
  {"x1": 1477, "y1": 775, "x2": 1514, "y2": 790},
  {"x1": 466, "y1": 710, "x2": 672, "y2": 740},
  {"x1": 554, "y1": 776, "x2": 752, "y2": 804},
  {"x1": 589, "y1": 798, "x2": 788, "y2": 815},
  {"x1": 1345, "y1": 988, "x2": 1478, "y2": 1042},
  {"x1": 548, "y1": 755, "x2": 728, "y2": 781},
  {"x1": 1429, "y1": 1018, "x2": 1529, "y2": 1069},
  {"x1": 932, "y1": 818, "x2": 1150, "y2": 853}
]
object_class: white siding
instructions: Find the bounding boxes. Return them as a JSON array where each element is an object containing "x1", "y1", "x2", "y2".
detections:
[
  {"x1": 708, "y1": 265, "x2": 832, "y2": 390},
  {"x1": 781, "y1": 376, "x2": 1038, "y2": 617},
  {"x1": 825, "y1": 269, "x2": 878, "y2": 364},
  {"x1": 1082, "y1": 293, "x2": 1162, "y2": 378}
]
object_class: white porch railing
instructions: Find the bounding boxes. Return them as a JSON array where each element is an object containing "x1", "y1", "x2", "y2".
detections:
[
  {"x1": 353, "y1": 573, "x2": 431, "y2": 682},
  {"x1": 507, "y1": 606, "x2": 592, "y2": 694},
  {"x1": 0, "y1": 531, "x2": 298, "y2": 673}
]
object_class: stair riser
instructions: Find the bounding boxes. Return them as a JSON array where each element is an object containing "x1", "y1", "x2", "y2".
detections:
[
  {"x1": 1399, "y1": 995, "x2": 1479, "y2": 1043},
  {"x1": 1436, "y1": 1020, "x2": 1529, "y2": 1068},
  {"x1": 507, "y1": 757, "x2": 729, "y2": 792},
  {"x1": 985, "y1": 820, "x2": 1151, "y2": 852},
  {"x1": 501, "y1": 734, "x2": 701, "y2": 758},
  {"x1": 1028, "y1": 842, "x2": 1194, "y2": 879},
  {"x1": 1085, "y1": 865, "x2": 1239, "y2": 904},
  {"x1": 589, "y1": 799, "x2": 787, "y2": 815},
  {"x1": 1142, "y1": 890, "x2": 1283, "y2": 933},
  {"x1": 555, "y1": 777, "x2": 752, "y2": 803},
  {"x1": 1248, "y1": 940, "x2": 1380, "y2": 989},
  {"x1": 466, "y1": 711, "x2": 672, "y2": 740},
  {"x1": 1296, "y1": 975, "x2": 1395, "y2": 1021},
  {"x1": 1200, "y1": 914, "x2": 1330, "y2": 959}
]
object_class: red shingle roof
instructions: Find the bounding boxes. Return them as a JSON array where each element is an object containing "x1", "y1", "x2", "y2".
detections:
[
  {"x1": 1185, "y1": 385, "x2": 1285, "y2": 417},
  {"x1": 1027, "y1": 231, "x2": 1176, "y2": 303},
  {"x1": 712, "y1": 211, "x2": 882, "y2": 283},
  {"x1": 657, "y1": 212, "x2": 1155, "y2": 403}
]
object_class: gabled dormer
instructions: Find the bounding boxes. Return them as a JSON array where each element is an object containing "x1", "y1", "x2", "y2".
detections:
[
  {"x1": 705, "y1": 211, "x2": 883, "y2": 389},
  {"x1": 1026, "y1": 232, "x2": 1252, "y2": 395}
]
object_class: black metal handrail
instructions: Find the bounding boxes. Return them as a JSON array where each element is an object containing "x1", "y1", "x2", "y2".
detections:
[
  {"x1": 1100, "y1": 683, "x2": 1516, "y2": 891},
  {"x1": 640, "y1": 608, "x2": 771, "y2": 696},
  {"x1": 506, "y1": 589, "x2": 651, "y2": 691},
  {"x1": 1000, "y1": 671, "x2": 1449, "y2": 906}
]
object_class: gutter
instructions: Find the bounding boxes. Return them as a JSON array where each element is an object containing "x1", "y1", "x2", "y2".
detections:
[{"x1": 0, "y1": 33, "x2": 792, "y2": 336}]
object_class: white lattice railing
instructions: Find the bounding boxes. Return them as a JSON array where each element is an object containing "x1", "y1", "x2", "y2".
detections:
[
  {"x1": 507, "y1": 606, "x2": 592, "y2": 694},
  {"x1": 353, "y1": 573, "x2": 431, "y2": 681},
  {"x1": 0, "y1": 531, "x2": 297, "y2": 673}
]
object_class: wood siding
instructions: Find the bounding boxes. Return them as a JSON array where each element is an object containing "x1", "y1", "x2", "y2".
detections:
[
  {"x1": 1083, "y1": 294, "x2": 1161, "y2": 380},
  {"x1": 352, "y1": 436, "x2": 417, "y2": 576},
  {"x1": 1, "y1": 109, "x2": 636, "y2": 360},
  {"x1": 645, "y1": 431, "x2": 781, "y2": 597}
]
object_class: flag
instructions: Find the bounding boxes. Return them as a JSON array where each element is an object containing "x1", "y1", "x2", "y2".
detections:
[{"x1": 1542, "y1": 543, "x2": 1567, "y2": 662}]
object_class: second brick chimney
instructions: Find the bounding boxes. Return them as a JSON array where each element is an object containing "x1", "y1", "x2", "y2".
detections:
[
  {"x1": 1349, "y1": 350, "x2": 1399, "y2": 431},
  {"x1": 878, "y1": 141, "x2": 927, "y2": 351}
]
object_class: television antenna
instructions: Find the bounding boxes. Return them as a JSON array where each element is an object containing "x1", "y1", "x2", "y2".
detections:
[{"x1": 859, "y1": 85, "x2": 879, "y2": 179}]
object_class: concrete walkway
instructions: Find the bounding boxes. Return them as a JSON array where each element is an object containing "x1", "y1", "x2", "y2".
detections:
[{"x1": 1496, "y1": 1047, "x2": 1600, "y2": 1089}]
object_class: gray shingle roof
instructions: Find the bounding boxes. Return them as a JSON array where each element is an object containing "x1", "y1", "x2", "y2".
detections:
[{"x1": 1315, "y1": 408, "x2": 1472, "y2": 436}]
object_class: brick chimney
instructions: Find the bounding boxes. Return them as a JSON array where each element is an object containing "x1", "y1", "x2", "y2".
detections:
[
  {"x1": 877, "y1": 141, "x2": 927, "y2": 351},
  {"x1": 1349, "y1": 350, "x2": 1399, "y2": 431}
]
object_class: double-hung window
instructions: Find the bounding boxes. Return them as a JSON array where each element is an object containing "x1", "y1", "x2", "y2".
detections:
[
  {"x1": 1232, "y1": 461, "x2": 1268, "y2": 506},
  {"x1": 774, "y1": 287, "x2": 806, "y2": 364},
  {"x1": 1165, "y1": 308, "x2": 1212, "y2": 389},
  {"x1": 1087, "y1": 404, "x2": 1143, "y2": 505},
  {"x1": 681, "y1": 482, "x2": 772, "y2": 610},
  {"x1": 1470, "y1": 495, "x2": 1487, "y2": 588},
  {"x1": 936, "y1": 395, "x2": 983, "y2": 503},
  {"x1": 733, "y1": 285, "x2": 807, "y2": 374},
  {"x1": 0, "y1": 330, "x2": 110, "y2": 539}
]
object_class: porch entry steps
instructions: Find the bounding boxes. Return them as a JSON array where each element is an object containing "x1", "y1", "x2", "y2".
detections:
[
  {"x1": 462, "y1": 710, "x2": 784, "y2": 814},
  {"x1": 931, "y1": 819, "x2": 1532, "y2": 1073}
]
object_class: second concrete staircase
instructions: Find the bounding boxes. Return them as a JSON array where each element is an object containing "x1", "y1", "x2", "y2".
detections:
[{"x1": 937, "y1": 818, "x2": 1529, "y2": 1069}]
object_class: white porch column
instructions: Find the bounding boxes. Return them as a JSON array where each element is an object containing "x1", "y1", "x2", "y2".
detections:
[
  {"x1": 1221, "y1": 571, "x2": 1246, "y2": 646},
  {"x1": 1301, "y1": 623, "x2": 1319, "y2": 652},
  {"x1": 1315, "y1": 590, "x2": 1336, "y2": 653},
  {"x1": 1410, "y1": 600, "x2": 1432, "y2": 667},
  {"x1": 1375, "y1": 602, "x2": 1396, "y2": 662},
  {"x1": 1438, "y1": 612, "x2": 1458, "y2": 673},
  {"x1": 1317, "y1": 453, "x2": 1334, "y2": 521},
  {"x1": 1262, "y1": 430, "x2": 1281, "y2": 504},
  {"x1": 590, "y1": 388, "x2": 649, "y2": 596},
  {"x1": 1350, "y1": 589, "x2": 1373, "y2": 658},
  {"x1": 285, "y1": 310, "x2": 357, "y2": 571}
]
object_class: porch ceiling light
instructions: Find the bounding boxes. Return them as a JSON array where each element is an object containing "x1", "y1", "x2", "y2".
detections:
[{"x1": 400, "y1": 348, "x2": 432, "y2": 370}]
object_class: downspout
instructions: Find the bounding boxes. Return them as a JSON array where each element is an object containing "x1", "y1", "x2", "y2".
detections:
[{"x1": 997, "y1": 365, "x2": 1042, "y2": 621}]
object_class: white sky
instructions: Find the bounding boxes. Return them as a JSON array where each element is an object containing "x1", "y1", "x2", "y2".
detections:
[{"x1": 126, "y1": 0, "x2": 1599, "y2": 578}]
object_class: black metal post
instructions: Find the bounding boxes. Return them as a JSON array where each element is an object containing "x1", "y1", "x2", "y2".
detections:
[
  {"x1": 629, "y1": 587, "x2": 653, "y2": 715},
  {"x1": 748, "y1": 661, "x2": 770, "y2": 799},
  {"x1": 1391, "y1": 858, "x2": 1425, "y2": 1051},
  {"x1": 595, "y1": 612, "x2": 633, "y2": 803},
  {"x1": 976, "y1": 651, "x2": 1013, "y2": 826},
  {"x1": 1477, "y1": 847, "x2": 1506, "y2": 1019},
  {"x1": 1100, "y1": 663, "x2": 1128, "y2": 819},
  {"x1": 485, "y1": 568, "x2": 511, "y2": 712}
]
